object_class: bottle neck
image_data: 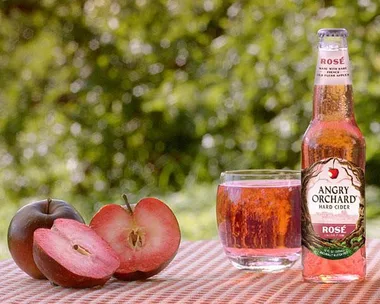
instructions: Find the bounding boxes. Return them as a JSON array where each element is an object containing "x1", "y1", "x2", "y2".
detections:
[
  {"x1": 313, "y1": 35, "x2": 354, "y2": 121},
  {"x1": 313, "y1": 85, "x2": 354, "y2": 120}
]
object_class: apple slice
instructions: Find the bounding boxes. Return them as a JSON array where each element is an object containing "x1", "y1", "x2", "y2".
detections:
[
  {"x1": 90, "y1": 195, "x2": 181, "y2": 280},
  {"x1": 33, "y1": 218, "x2": 120, "y2": 288}
]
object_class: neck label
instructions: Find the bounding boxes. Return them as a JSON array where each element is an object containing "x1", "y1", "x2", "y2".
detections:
[{"x1": 315, "y1": 49, "x2": 352, "y2": 85}]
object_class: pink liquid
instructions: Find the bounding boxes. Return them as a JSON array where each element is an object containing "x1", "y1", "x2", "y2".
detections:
[{"x1": 216, "y1": 180, "x2": 301, "y2": 257}]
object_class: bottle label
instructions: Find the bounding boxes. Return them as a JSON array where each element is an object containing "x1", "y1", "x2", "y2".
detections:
[
  {"x1": 314, "y1": 49, "x2": 352, "y2": 85},
  {"x1": 302, "y1": 158, "x2": 365, "y2": 260}
]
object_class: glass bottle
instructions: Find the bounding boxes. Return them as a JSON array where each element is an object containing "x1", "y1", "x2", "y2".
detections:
[{"x1": 301, "y1": 28, "x2": 366, "y2": 283}]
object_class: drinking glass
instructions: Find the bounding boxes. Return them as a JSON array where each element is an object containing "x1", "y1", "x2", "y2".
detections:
[{"x1": 216, "y1": 170, "x2": 301, "y2": 272}]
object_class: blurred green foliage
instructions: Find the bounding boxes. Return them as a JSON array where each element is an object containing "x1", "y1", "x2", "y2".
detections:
[{"x1": 1, "y1": 0, "x2": 380, "y2": 259}]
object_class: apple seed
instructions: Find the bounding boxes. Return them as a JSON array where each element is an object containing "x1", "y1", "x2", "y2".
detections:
[
  {"x1": 73, "y1": 244, "x2": 91, "y2": 256},
  {"x1": 128, "y1": 228, "x2": 145, "y2": 249}
]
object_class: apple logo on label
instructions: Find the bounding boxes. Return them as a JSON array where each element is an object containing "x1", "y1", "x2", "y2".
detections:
[{"x1": 328, "y1": 168, "x2": 339, "y2": 179}]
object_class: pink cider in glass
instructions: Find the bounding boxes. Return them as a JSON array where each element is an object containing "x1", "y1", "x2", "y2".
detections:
[{"x1": 217, "y1": 180, "x2": 301, "y2": 258}]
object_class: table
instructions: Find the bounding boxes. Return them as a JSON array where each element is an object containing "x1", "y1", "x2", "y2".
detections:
[{"x1": 0, "y1": 240, "x2": 380, "y2": 303}]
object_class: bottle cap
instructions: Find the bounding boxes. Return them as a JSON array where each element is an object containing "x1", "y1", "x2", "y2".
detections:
[{"x1": 318, "y1": 28, "x2": 348, "y2": 38}]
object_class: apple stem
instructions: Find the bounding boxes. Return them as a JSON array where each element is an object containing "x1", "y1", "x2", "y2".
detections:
[
  {"x1": 46, "y1": 198, "x2": 52, "y2": 214},
  {"x1": 122, "y1": 194, "x2": 133, "y2": 215}
]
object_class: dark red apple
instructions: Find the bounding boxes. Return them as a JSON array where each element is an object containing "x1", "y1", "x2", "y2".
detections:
[
  {"x1": 7, "y1": 198, "x2": 85, "y2": 279},
  {"x1": 90, "y1": 195, "x2": 181, "y2": 280},
  {"x1": 328, "y1": 168, "x2": 339, "y2": 179},
  {"x1": 33, "y1": 218, "x2": 120, "y2": 288}
]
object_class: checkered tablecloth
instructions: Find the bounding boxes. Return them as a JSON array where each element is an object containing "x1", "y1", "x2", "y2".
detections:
[{"x1": 1, "y1": 240, "x2": 380, "y2": 303}]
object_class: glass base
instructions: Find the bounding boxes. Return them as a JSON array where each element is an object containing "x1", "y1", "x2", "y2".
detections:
[
  {"x1": 303, "y1": 274, "x2": 365, "y2": 284},
  {"x1": 228, "y1": 253, "x2": 300, "y2": 273}
]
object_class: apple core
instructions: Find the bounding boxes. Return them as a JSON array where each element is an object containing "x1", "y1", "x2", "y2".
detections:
[{"x1": 128, "y1": 228, "x2": 145, "y2": 249}]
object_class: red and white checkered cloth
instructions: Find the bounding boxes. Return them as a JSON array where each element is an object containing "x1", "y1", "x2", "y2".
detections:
[{"x1": 1, "y1": 240, "x2": 380, "y2": 303}]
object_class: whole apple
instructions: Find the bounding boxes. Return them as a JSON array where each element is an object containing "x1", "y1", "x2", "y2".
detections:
[
  {"x1": 90, "y1": 194, "x2": 181, "y2": 280},
  {"x1": 8, "y1": 198, "x2": 85, "y2": 279}
]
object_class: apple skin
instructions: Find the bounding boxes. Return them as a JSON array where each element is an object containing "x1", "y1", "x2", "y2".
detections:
[
  {"x1": 112, "y1": 258, "x2": 174, "y2": 281},
  {"x1": 90, "y1": 197, "x2": 181, "y2": 281},
  {"x1": 33, "y1": 219, "x2": 120, "y2": 288},
  {"x1": 7, "y1": 199, "x2": 85, "y2": 279}
]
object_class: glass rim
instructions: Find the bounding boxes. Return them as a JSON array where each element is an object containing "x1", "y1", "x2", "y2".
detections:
[
  {"x1": 221, "y1": 169, "x2": 300, "y2": 181},
  {"x1": 222, "y1": 169, "x2": 300, "y2": 176}
]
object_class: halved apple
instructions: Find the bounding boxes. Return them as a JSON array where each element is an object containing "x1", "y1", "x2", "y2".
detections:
[
  {"x1": 33, "y1": 218, "x2": 120, "y2": 288},
  {"x1": 90, "y1": 195, "x2": 181, "y2": 280}
]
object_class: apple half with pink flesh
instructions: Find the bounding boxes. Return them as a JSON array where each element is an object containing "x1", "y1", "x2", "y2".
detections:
[
  {"x1": 90, "y1": 195, "x2": 181, "y2": 280},
  {"x1": 33, "y1": 218, "x2": 120, "y2": 288}
]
